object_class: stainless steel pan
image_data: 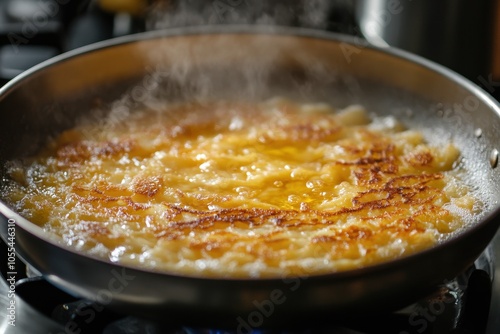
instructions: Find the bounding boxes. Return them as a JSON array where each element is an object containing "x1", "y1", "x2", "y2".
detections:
[{"x1": 1, "y1": 26, "x2": 500, "y2": 328}]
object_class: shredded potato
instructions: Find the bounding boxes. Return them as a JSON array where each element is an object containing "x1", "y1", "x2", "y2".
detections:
[{"x1": 1, "y1": 99, "x2": 479, "y2": 278}]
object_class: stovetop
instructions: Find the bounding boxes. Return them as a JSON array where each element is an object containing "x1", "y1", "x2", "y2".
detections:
[{"x1": 0, "y1": 228, "x2": 499, "y2": 334}]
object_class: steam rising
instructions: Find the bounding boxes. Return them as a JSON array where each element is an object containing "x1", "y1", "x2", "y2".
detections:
[{"x1": 88, "y1": 0, "x2": 357, "y2": 136}]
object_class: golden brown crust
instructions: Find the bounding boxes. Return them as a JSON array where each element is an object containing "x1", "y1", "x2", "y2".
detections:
[{"x1": 1, "y1": 100, "x2": 476, "y2": 278}]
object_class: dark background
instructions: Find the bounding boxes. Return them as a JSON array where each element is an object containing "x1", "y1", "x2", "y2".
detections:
[{"x1": 0, "y1": 0, "x2": 498, "y2": 100}]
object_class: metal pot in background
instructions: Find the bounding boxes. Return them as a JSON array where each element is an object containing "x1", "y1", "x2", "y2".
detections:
[
  {"x1": 355, "y1": 0, "x2": 497, "y2": 88},
  {"x1": 139, "y1": 0, "x2": 500, "y2": 99}
]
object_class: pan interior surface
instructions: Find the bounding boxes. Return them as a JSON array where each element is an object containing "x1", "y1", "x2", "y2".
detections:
[{"x1": 0, "y1": 28, "x2": 500, "y2": 323}]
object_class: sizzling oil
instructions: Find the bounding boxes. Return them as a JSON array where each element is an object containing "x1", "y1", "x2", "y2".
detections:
[{"x1": 1, "y1": 99, "x2": 479, "y2": 278}]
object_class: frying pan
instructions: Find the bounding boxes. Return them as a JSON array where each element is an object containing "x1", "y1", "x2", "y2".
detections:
[{"x1": 1, "y1": 26, "x2": 500, "y2": 329}]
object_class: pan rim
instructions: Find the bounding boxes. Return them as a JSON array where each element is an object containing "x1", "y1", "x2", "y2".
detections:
[{"x1": 1, "y1": 24, "x2": 500, "y2": 283}]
